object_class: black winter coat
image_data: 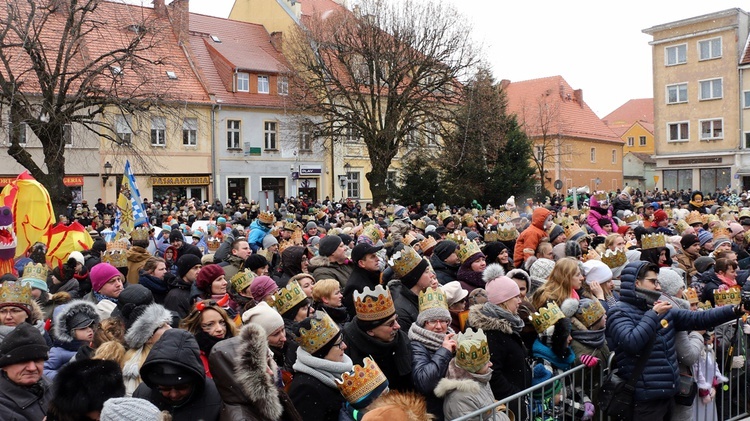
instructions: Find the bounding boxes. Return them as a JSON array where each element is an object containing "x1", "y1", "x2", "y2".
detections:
[
  {"x1": 163, "y1": 278, "x2": 193, "y2": 319},
  {"x1": 430, "y1": 253, "x2": 458, "y2": 286},
  {"x1": 342, "y1": 266, "x2": 381, "y2": 317},
  {"x1": 411, "y1": 340, "x2": 452, "y2": 420},
  {"x1": 288, "y1": 372, "x2": 343, "y2": 421},
  {"x1": 389, "y1": 280, "x2": 419, "y2": 333}
]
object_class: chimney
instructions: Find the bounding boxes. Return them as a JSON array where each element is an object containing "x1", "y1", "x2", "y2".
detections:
[
  {"x1": 153, "y1": 0, "x2": 167, "y2": 17},
  {"x1": 499, "y1": 79, "x2": 510, "y2": 90},
  {"x1": 167, "y1": 0, "x2": 190, "y2": 47},
  {"x1": 559, "y1": 82, "x2": 565, "y2": 99},
  {"x1": 573, "y1": 89, "x2": 583, "y2": 108},
  {"x1": 270, "y1": 31, "x2": 283, "y2": 52}
]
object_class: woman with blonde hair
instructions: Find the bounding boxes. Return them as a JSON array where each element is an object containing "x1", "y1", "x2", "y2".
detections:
[
  {"x1": 180, "y1": 297, "x2": 238, "y2": 379},
  {"x1": 531, "y1": 257, "x2": 584, "y2": 310},
  {"x1": 312, "y1": 278, "x2": 348, "y2": 325}
]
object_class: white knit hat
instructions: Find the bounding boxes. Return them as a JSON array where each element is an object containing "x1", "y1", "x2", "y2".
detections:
[
  {"x1": 242, "y1": 301, "x2": 284, "y2": 335},
  {"x1": 100, "y1": 397, "x2": 161, "y2": 421},
  {"x1": 581, "y1": 260, "x2": 613, "y2": 284}
]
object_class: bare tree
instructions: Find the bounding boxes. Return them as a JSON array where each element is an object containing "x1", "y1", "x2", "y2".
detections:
[
  {"x1": 0, "y1": 0, "x2": 190, "y2": 214},
  {"x1": 287, "y1": 0, "x2": 478, "y2": 204}
]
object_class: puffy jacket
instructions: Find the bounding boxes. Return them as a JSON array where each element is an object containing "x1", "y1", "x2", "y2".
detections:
[
  {"x1": 309, "y1": 256, "x2": 353, "y2": 288},
  {"x1": 586, "y1": 198, "x2": 617, "y2": 236},
  {"x1": 0, "y1": 372, "x2": 52, "y2": 421},
  {"x1": 247, "y1": 220, "x2": 272, "y2": 252},
  {"x1": 389, "y1": 280, "x2": 419, "y2": 333},
  {"x1": 430, "y1": 253, "x2": 458, "y2": 285},
  {"x1": 410, "y1": 338, "x2": 452, "y2": 420},
  {"x1": 513, "y1": 208, "x2": 551, "y2": 267},
  {"x1": 434, "y1": 361, "x2": 508, "y2": 421},
  {"x1": 606, "y1": 261, "x2": 738, "y2": 402}
]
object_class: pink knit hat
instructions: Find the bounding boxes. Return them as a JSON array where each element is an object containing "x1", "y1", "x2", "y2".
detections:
[
  {"x1": 250, "y1": 276, "x2": 279, "y2": 303},
  {"x1": 486, "y1": 275, "x2": 520, "y2": 305},
  {"x1": 90, "y1": 263, "x2": 122, "y2": 292}
]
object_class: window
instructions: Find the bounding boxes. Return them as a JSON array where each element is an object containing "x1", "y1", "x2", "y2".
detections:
[
  {"x1": 182, "y1": 118, "x2": 197, "y2": 146},
  {"x1": 745, "y1": 132, "x2": 750, "y2": 149},
  {"x1": 236, "y1": 72, "x2": 249, "y2": 92},
  {"x1": 639, "y1": 136, "x2": 647, "y2": 146},
  {"x1": 150, "y1": 117, "x2": 166, "y2": 146},
  {"x1": 627, "y1": 137, "x2": 634, "y2": 147},
  {"x1": 10, "y1": 121, "x2": 27, "y2": 145},
  {"x1": 700, "y1": 118, "x2": 723, "y2": 140},
  {"x1": 425, "y1": 124, "x2": 438, "y2": 146},
  {"x1": 666, "y1": 83, "x2": 688, "y2": 104},
  {"x1": 611, "y1": 149, "x2": 617, "y2": 164},
  {"x1": 535, "y1": 145, "x2": 544, "y2": 161},
  {"x1": 665, "y1": 44, "x2": 687, "y2": 65},
  {"x1": 745, "y1": 91, "x2": 750, "y2": 108},
  {"x1": 564, "y1": 145, "x2": 572, "y2": 162},
  {"x1": 264, "y1": 121, "x2": 277, "y2": 150},
  {"x1": 699, "y1": 78, "x2": 722, "y2": 100},
  {"x1": 278, "y1": 76, "x2": 289, "y2": 95},
  {"x1": 386, "y1": 170, "x2": 398, "y2": 193},
  {"x1": 258, "y1": 75, "x2": 269, "y2": 94},
  {"x1": 590, "y1": 147, "x2": 596, "y2": 163},
  {"x1": 663, "y1": 169, "x2": 692, "y2": 191},
  {"x1": 700, "y1": 168, "x2": 731, "y2": 192},
  {"x1": 63, "y1": 124, "x2": 72, "y2": 146},
  {"x1": 346, "y1": 171, "x2": 360, "y2": 198},
  {"x1": 667, "y1": 121, "x2": 689, "y2": 142},
  {"x1": 227, "y1": 120, "x2": 240, "y2": 149},
  {"x1": 115, "y1": 115, "x2": 132, "y2": 144},
  {"x1": 698, "y1": 37, "x2": 721, "y2": 60},
  {"x1": 299, "y1": 123, "x2": 312, "y2": 151},
  {"x1": 345, "y1": 125, "x2": 359, "y2": 142}
]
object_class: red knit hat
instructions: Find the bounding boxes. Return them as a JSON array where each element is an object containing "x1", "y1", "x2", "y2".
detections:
[
  {"x1": 652, "y1": 209, "x2": 668, "y2": 228},
  {"x1": 195, "y1": 264, "x2": 225, "y2": 292}
]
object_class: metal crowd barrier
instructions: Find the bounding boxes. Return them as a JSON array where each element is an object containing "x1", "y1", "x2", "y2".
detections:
[{"x1": 451, "y1": 319, "x2": 749, "y2": 421}]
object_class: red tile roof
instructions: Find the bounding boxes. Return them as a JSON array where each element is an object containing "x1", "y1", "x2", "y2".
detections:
[
  {"x1": 300, "y1": 0, "x2": 347, "y2": 18},
  {"x1": 602, "y1": 98, "x2": 654, "y2": 127},
  {"x1": 505, "y1": 76, "x2": 622, "y2": 144}
]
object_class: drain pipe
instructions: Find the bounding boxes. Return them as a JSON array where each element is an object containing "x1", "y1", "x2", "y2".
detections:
[{"x1": 211, "y1": 103, "x2": 219, "y2": 202}]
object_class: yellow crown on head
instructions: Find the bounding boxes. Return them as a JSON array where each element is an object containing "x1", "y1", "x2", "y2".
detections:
[
  {"x1": 283, "y1": 221, "x2": 300, "y2": 231},
  {"x1": 496, "y1": 210, "x2": 513, "y2": 223},
  {"x1": 278, "y1": 239, "x2": 294, "y2": 255},
  {"x1": 562, "y1": 221, "x2": 584, "y2": 240},
  {"x1": 641, "y1": 233, "x2": 667, "y2": 250},
  {"x1": 207, "y1": 238, "x2": 221, "y2": 252},
  {"x1": 462, "y1": 214, "x2": 475, "y2": 227},
  {"x1": 388, "y1": 246, "x2": 424, "y2": 279},
  {"x1": 456, "y1": 240, "x2": 482, "y2": 264},
  {"x1": 567, "y1": 209, "x2": 580, "y2": 217},
  {"x1": 131, "y1": 227, "x2": 150, "y2": 241},
  {"x1": 106, "y1": 240, "x2": 129, "y2": 252},
  {"x1": 418, "y1": 236, "x2": 437, "y2": 253},
  {"x1": 259, "y1": 211, "x2": 275, "y2": 225},
  {"x1": 624, "y1": 213, "x2": 639, "y2": 224},
  {"x1": 714, "y1": 286, "x2": 741, "y2": 307},
  {"x1": 455, "y1": 328, "x2": 490, "y2": 373},
  {"x1": 0, "y1": 281, "x2": 34, "y2": 309},
  {"x1": 230, "y1": 269, "x2": 255, "y2": 294},
  {"x1": 739, "y1": 209, "x2": 750, "y2": 220},
  {"x1": 600, "y1": 248, "x2": 627, "y2": 269},
  {"x1": 402, "y1": 234, "x2": 417, "y2": 246},
  {"x1": 102, "y1": 247, "x2": 128, "y2": 268},
  {"x1": 684, "y1": 287, "x2": 699, "y2": 304},
  {"x1": 686, "y1": 211, "x2": 703, "y2": 226},
  {"x1": 674, "y1": 219, "x2": 689, "y2": 235},
  {"x1": 484, "y1": 231, "x2": 499, "y2": 242},
  {"x1": 21, "y1": 263, "x2": 49, "y2": 283},
  {"x1": 698, "y1": 300, "x2": 713, "y2": 311},
  {"x1": 271, "y1": 280, "x2": 307, "y2": 316},
  {"x1": 438, "y1": 210, "x2": 451, "y2": 222},
  {"x1": 531, "y1": 301, "x2": 565, "y2": 334},
  {"x1": 361, "y1": 224, "x2": 383, "y2": 243},
  {"x1": 386, "y1": 205, "x2": 395, "y2": 215},
  {"x1": 256, "y1": 248, "x2": 274, "y2": 262},
  {"x1": 296, "y1": 311, "x2": 341, "y2": 354},
  {"x1": 336, "y1": 357, "x2": 388, "y2": 404},
  {"x1": 412, "y1": 219, "x2": 427, "y2": 231},
  {"x1": 710, "y1": 223, "x2": 731, "y2": 240},
  {"x1": 445, "y1": 231, "x2": 467, "y2": 244},
  {"x1": 290, "y1": 229, "x2": 303, "y2": 244},
  {"x1": 497, "y1": 223, "x2": 519, "y2": 241},
  {"x1": 418, "y1": 287, "x2": 448, "y2": 313},
  {"x1": 353, "y1": 285, "x2": 395, "y2": 322},
  {"x1": 575, "y1": 299, "x2": 606, "y2": 328},
  {"x1": 594, "y1": 192, "x2": 608, "y2": 202}
]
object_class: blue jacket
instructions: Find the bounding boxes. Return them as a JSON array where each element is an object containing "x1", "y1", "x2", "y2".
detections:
[
  {"x1": 410, "y1": 339, "x2": 452, "y2": 419},
  {"x1": 246, "y1": 220, "x2": 271, "y2": 252},
  {"x1": 606, "y1": 261, "x2": 738, "y2": 402}
]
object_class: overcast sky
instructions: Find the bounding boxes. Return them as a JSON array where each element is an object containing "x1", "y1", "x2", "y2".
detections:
[{"x1": 180, "y1": 0, "x2": 746, "y2": 117}]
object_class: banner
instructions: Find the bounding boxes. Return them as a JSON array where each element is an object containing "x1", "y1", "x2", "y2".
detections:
[{"x1": 125, "y1": 160, "x2": 148, "y2": 227}]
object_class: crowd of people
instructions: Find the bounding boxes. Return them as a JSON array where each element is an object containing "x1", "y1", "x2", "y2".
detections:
[{"x1": 2, "y1": 186, "x2": 750, "y2": 420}]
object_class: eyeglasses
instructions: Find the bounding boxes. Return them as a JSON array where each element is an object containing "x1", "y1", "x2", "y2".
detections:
[
  {"x1": 0, "y1": 308, "x2": 26, "y2": 317},
  {"x1": 644, "y1": 277, "x2": 660, "y2": 286},
  {"x1": 333, "y1": 340, "x2": 346, "y2": 349},
  {"x1": 424, "y1": 319, "x2": 449, "y2": 327}
]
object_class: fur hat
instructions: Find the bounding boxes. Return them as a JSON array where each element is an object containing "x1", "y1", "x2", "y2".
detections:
[
  {"x1": 90, "y1": 263, "x2": 122, "y2": 292},
  {"x1": 0, "y1": 323, "x2": 49, "y2": 367},
  {"x1": 100, "y1": 397, "x2": 161, "y2": 421},
  {"x1": 658, "y1": 268, "x2": 685, "y2": 297},
  {"x1": 176, "y1": 254, "x2": 202, "y2": 279},
  {"x1": 48, "y1": 359, "x2": 125, "y2": 418},
  {"x1": 195, "y1": 264, "x2": 225, "y2": 292},
  {"x1": 318, "y1": 235, "x2": 342, "y2": 257},
  {"x1": 53, "y1": 300, "x2": 100, "y2": 343},
  {"x1": 124, "y1": 304, "x2": 173, "y2": 349}
]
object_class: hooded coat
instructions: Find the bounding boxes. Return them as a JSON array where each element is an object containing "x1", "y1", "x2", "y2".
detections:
[
  {"x1": 606, "y1": 261, "x2": 739, "y2": 402},
  {"x1": 274, "y1": 246, "x2": 307, "y2": 288},
  {"x1": 513, "y1": 208, "x2": 551, "y2": 267},
  {"x1": 430, "y1": 252, "x2": 458, "y2": 285},
  {"x1": 45, "y1": 300, "x2": 100, "y2": 379},
  {"x1": 309, "y1": 255, "x2": 353, "y2": 288},
  {"x1": 587, "y1": 197, "x2": 618, "y2": 237},
  {"x1": 434, "y1": 360, "x2": 510, "y2": 421},
  {"x1": 134, "y1": 329, "x2": 222, "y2": 421},
  {"x1": 126, "y1": 246, "x2": 152, "y2": 285}
]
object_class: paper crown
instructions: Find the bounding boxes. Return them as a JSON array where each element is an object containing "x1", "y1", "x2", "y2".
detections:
[
  {"x1": 230, "y1": 269, "x2": 255, "y2": 294},
  {"x1": 258, "y1": 211, "x2": 275, "y2": 225},
  {"x1": 418, "y1": 287, "x2": 448, "y2": 313},
  {"x1": 567, "y1": 209, "x2": 581, "y2": 217},
  {"x1": 412, "y1": 219, "x2": 427, "y2": 231},
  {"x1": 484, "y1": 231, "x2": 499, "y2": 242},
  {"x1": 272, "y1": 280, "x2": 307, "y2": 316},
  {"x1": 455, "y1": 328, "x2": 490, "y2": 373},
  {"x1": 21, "y1": 263, "x2": 49, "y2": 283},
  {"x1": 600, "y1": 248, "x2": 627, "y2": 269},
  {"x1": 336, "y1": 357, "x2": 388, "y2": 404},
  {"x1": 353, "y1": 285, "x2": 396, "y2": 322},
  {"x1": 698, "y1": 300, "x2": 713, "y2": 311},
  {"x1": 633, "y1": 201, "x2": 644, "y2": 209},
  {"x1": 497, "y1": 223, "x2": 519, "y2": 241},
  {"x1": 624, "y1": 213, "x2": 639, "y2": 224},
  {"x1": 594, "y1": 192, "x2": 608, "y2": 202},
  {"x1": 575, "y1": 299, "x2": 606, "y2": 328},
  {"x1": 456, "y1": 240, "x2": 482, "y2": 263},
  {"x1": 102, "y1": 243, "x2": 128, "y2": 268},
  {"x1": 496, "y1": 210, "x2": 513, "y2": 223},
  {"x1": 361, "y1": 224, "x2": 382, "y2": 243},
  {"x1": 739, "y1": 209, "x2": 750, "y2": 220},
  {"x1": 207, "y1": 238, "x2": 221, "y2": 252},
  {"x1": 402, "y1": 233, "x2": 417, "y2": 246},
  {"x1": 389, "y1": 246, "x2": 424, "y2": 279},
  {"x1": 684, "y1": 287, "x2": 699, "y2": 304},
  {"x1": 418, "y1": 236, "x2": 437, "y2": 253},
  {"x1": 445, "y1": 231, "x2": 467, "y2": 244},
  {"x1": 283, "y1": 221, "x2": 300, "y2": 231},
  {"x1": 684, "y1": 211, "x2": 702, "y2": 226},
  {"x1": 0, "y1": 281, "x2": 34, "y2": 308},
  {"x1": 462, "y1": 214, "x2": 475, "y2": 227},
  {"x1": 710, "y1": 223, "x2": 731, "y2": 240},
  {"x1": 714, "y1": 285, "x2": 742, "y2": 307},
  {"x1": 641, "y1": 233, "x2": 666, "y2": 250},
  {"x1": 563, "y1": 221, "x2": 584, "y2": 241},
  {"x1": 106, "y1": 240, "x2": 128, "y2": 251},
  {"x1": 438, "y1": 210, "x2": 451, "y2": 221},
  {"x1": 386, "y1": 205, "x2": 395, "y2": 215},
  {"x1": 674, "y1": 219, "x2": 689, "y2": 235},
  {"x1": 530, "y1": 301, "x2": 565, "y2": 334},
  {"x1": 131, "y1": 227, "x2": 150, "y2": 241},
  {"x1": 256, "y1": 248, "x2": 274, "y2": 262},
  {"x1": 296, "y1": 311, "x2": 341, "y2": 354}
]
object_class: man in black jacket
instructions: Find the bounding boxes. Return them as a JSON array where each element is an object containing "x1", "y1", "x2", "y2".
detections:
[
  {"x1": 343, "y1": 243, "x2": 382, "y2": 317},
  {"x1": 430, "y1": 241, "x2": 459, "y2": 285}
]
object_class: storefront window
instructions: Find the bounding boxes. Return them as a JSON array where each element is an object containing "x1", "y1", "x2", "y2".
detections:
[
  {"x1": 261, "y1": 178, "x2": 286, "y2": 201},
  {"x1": 700, "y1": 167, "x2": 731, "y2": 193},
  {"x1": 663, "y1": 169, "x2": 692, "y2": 191}
]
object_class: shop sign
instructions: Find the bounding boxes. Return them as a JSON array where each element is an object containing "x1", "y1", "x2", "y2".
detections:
[
  {"x1": 0, "y1": 175, "x2": 83, "y2": 187},
  {"x1": 151, "y1": 176, "x2": 210, "y2": 186},
  {"x1": 299, "y1": 165, "x2": 322, "y2": 175}
]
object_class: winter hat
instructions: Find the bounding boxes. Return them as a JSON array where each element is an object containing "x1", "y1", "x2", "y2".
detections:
[
  {"x1": 698, "y1": 230, "x2": 713, "y2": 247},
  {"x1": 90, "y1": 263, "x2": 122, "y2": 292},
  {"x1": 529, "y1": 258, "x2": 555, "y2": 284},
  {"x1": 390, "y1": 246, "x2": 430, "y2": 289},
  {"x1": 192, "y1": 231, "x2": 204, "y2": 240},
  {"x1": 581, "y1": 260, "x2": 612, "y2": 284},
  {"x1": 111, "y1": 284, "x2": 154, "y2": 319},
  {"x1": 548, "y1": 224, "x2": 564, "y2": 243},
  {"x1": 242, "y1": 301, "x2": 284, "y2": 334},
  {"x1": 713, "y1": 236, "x2": 731, "y2": 249},
  {"x1": 481, "y1": 242, "x2": 508, "y2": 265},
  {"x1": 416, "y1": 287, "x2": 451, "y2": 326},
  {"x1": 245, "y1": 254, "x2": 269, "y2": 272},
  {"x1": 217, "y1": 217, "x2": 227, "y2": 224},
  {"x1": 338, "y1": 233, "x2": 354, "y2": 247},
  {"x1": 442, "y1": 216, "x2": 454, "y2": 227},
  {"x1": 694, "y1": 256, "x2": 715, "y2": 274},
  {"x1": 318, "y1": 235, "x2": 342, "y2": 257},
  {"x1": 680, "y1": 234, "x2": 700, "y2": 250},
  {"x1": 597, "y1": 218, "x2": 612, "y2": 228},
  {"x1": 250, "y1": 275, "x2": 278, "y2": 303},
  {"x1": 466, "y1": 231, "x2": 480, "y2": 242},
  {"x1": 442, "y1": 281, "x2": 468, "y2": 307},
  {"x1": 305, "y1": 221, "x2": 318, "y2": 232},
  {"x1": 68, "y1": 251, "x2": 85, "y2": 266},
  {"x1": 169, "y1": 230, "x2": 185, "y2": 243},
  {"x1": 176, "y1": 254, "x2": 202, "y2": 279},
  {"x1": 434, "y1": 241, "x2": 458, "y2": 261},
  {"x1": 49, "y1": 359, "x2": 125, "y2": 417},
  {"x1": 617, "y1": 225, "x2": 630, "y2": 236},
  {"x1": 0, "y1": 322, "x2": 49, "y2": 367},
  {"x1": 485, "y1": 275, "x2": 520, "y2": 305},
  {"x1": 124, "y1": 303, "x2": 173, "y2": 349},
  {"x1": 658, "y1": 268, "x2": 685, "y2": 297},
  {"x1": 309, "y1": 236, "x2": 321, "y2": 247},
  {"x1": 53, "y1": 300, "x2": 100, "y2": 343},
  {"x1": 195, "y1": 264, "x2": 225, "y2": 292},
  {"x1": 262, "y1": 234, "x2": 278, "y2": 249},
  {"x1": 652, "y1": 209, "x2": 668, "y2": 226},
  {"x1": 100, "y1": 397, "x2": 161, "y2": 421}
]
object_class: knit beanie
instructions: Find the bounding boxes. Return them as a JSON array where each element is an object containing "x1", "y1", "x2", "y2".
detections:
[
  {"x1": 245, "y1": 254, "x2": 269, "y2": 272},
  {"x1": 400, "y1": 258, "x2": 430, "y2": 289},
  {"x1": 481, "y1": 242, "x2": 508, "y2": 265},
  {"x1": 262, "y1": 234, "x2": 278, "y2": 249},
  {"x1": 68, "y1": 251, "x2": 85, "y2": 266},
  {"x1": 434, "y1": 241, "x2": 458, "y2": 261},
  {"x1": 318, "y1": 235, "x2": 342, "y2": 257},
  {"x1": 713, "y1": 237, "x2": 731, "y2": 249},
  {"x1": 195, "y1": 264, "x2": 225, "y2": 292},
  {"x1": 697, "y1": 230, "x2": 713, "y2": 247},
  {"x1": 581, "y1": 260, "x2": 612, "y2": 284},
  {"x1": 176, "y1": 254, "x2": 202, "y2": 279},
  {"x1": 694, "y1": 256, "x2": 715, "y2": 274},
  {"x1": 658, "y1": 268, "x2": 685, "y2": 297},
  {"x1": 0, "y1": 322, "x2": 49, "y2": 367},
  {"x1": 529, "y1": 258, "x2": 555, "y2": 284},
  {"x1": 485, "y1": 276, "x2": 520, "y2": 305},
  {"x1": 113, "y1": 284, "x2": 153, "y2": 315},
  {"x1": 242, "y1": 301, "x2": 284, "y2": 334},
  {"x1": 100, "y1": 397, "x2": 161, "y2": 421},
  {"x1": 217, "y1": 217, "x2": 227, "y2": 224},
  {"x1": 90, "y1": 263, "x2": 122, "y2": 292},
  {"x1": 170, "y1": 230, "x2": 185, "y2": 243},
  {"x1": 680, "y1": 234, "x2": 700, "y2": 250},
  {"x1": 305, "y1": 221, "x2": 318, "y2": 232},
  {"x1": 250, "y1": 275, "x2": 278, "y2": 302},
  {"x1": 548, "y1": 224, "x2": 564, "y2": 243}
]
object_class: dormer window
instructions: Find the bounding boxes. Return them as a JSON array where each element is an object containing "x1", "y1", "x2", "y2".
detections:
[
  {"x1": 210, "y1": 35, "x2": 221, "y2": 43},
  {"x1": 127, "y1": 24, "x2": 145, "y2": 34},
  {"x1": 166, "y1": 71, "x2": 177, "y2": 80},
  {"x1": 258, "y1": 75, "x2": 269, "y2": 94},
  {"x1": 237, "y1": 72, "x2": 249, "y2": 92}
]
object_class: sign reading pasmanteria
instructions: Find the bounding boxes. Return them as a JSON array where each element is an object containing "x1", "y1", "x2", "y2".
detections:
[{"x1": 151, "y1": 176, "x2": 210, "y2": 186}]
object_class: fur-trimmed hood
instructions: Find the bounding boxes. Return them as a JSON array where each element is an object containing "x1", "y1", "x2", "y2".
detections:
[
  {"x1": 308, "y1": 255, "x2": 334, "y2": 271},
  {"x1": 53, "y1": 299, "x2": 100, "y2": 343},
  {"x1": 364, "y1": 390, "x2": 435, "y2": 421},
  {"x1": 235, "y1": 323, "x2": 283, "y2": 420},
  {"x1": 467, "y1": 304, "x2": 514, "y2": 334},
  {"x1": 124, "y1": 303, "x2": 173, "y2": 349},
  {"x1": 434, "y1": 377, "x2": 482, "y2": 398}
]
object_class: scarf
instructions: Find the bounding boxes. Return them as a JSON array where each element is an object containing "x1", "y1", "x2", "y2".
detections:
[
  {"x1": 479, "y1": 302, "x2": 525, "y2": 333},
  {"x1": 94, "y1": 290, "x2": 118, "y2": 304},
  {"x1": 717, "y1": 274, "x2": 738, "y2": 288},
  {"x1": 570, "y1": 327, "x2": 606, "y2": 349},
  {"x1": 408, "y1": 323, "x2": 448, "y2": 352},
  {"x1": 292, "y1": 347, "x2": 353, "y2": 389},
  {"x1": 194, "y1": 331, "x2": 226, "y2": 357},
  {"x1": 532, "y1": 339, "x2": 576, "y2": 370},
  {"x1": 344, "y1": 321, "x2": 412, "y2": 377},
  {"x1": 635, "y1": 286, "x2": 661, "y2": 307},
  {"x1": 457, "y1": 265, "x2": 485, "y2": 289}
]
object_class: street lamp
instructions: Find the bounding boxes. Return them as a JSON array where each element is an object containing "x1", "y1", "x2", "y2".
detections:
[
  {"x1": 338, "y1": 174, "x2": 347, "y2": 199},
  {"x1": 102, "y1": 161, "x2": 112, "y2": 186}
]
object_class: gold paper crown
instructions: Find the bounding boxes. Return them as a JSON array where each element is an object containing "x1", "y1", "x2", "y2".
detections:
[
  {"x1": 21, "y1": 263, "x2": 49, "y2": 283},
  {"x1": 594, "y1": 192, "x2": 608, "y2": 201},
  {"x1": 102, "y1": 242, "x2": 128, "y2": 267},
  {"x1": 455, "y1": 328, "x2": 490, "y2": 373},
  {"x1": 230, "y1": 269, "x2": 255, "y2": 294},
  {"x1": 278, "y1": 239, "x2": 294, "y2": 255},
  {"x1": 353, "y1": 285, "x2": 395, "y2": 322},
  {"x1": 389, "y1": 246, "x2": 424, "y2": 279},
  {"x1": 296, "y1": 311, "x2": 341, "y2": 354},
  {"x1": 674, "y1": 219, "x2": 689, "y2": 235},
  {"x1": 418, "y1": 236, "x2": 437, "y2": 253},
  {"x1": 438, "y1": 210, "x2": 451, "y2": 221},
  {"x1": 412, "y1": 219, "x2": 427, "y2": 231},
  {"x1": 283, "y1": 221, "x2": 300, "y2": 231},
  {"x1": 207, "y1": 238, "x2": 221, "y2": 252},
  {"x1": 456, "y1": 240, "x2": 482, "y2": 263},
  {"x1": 600, "y1": 248, "x2": 627, "y2": 269},
  {"x1": 641, "y1": 233, "x2": 667, "y2": 250},
  {"x1": 271, "y1": 280, "x2": 307, "y2": 316},
  {"x1": 563, "y1": 221, "x2": 584, "y2": 240},
  {"x1": 698, "y1": 300, "x2": 713, "y2": 311},
  {"x1": 710, "y1": 223, "x2": 731, "y2": 240},
  {"x1": 256, "y1": 248, "x2": 274, "y2": 262},
  {"x1": 575, "y1": 299, "x2": 606, "y2": 328},
  {"x1": 484, "y1": 231, "x2": 499, "y2": 242},
  {"x1": 259, "y1": 211, "x2": 275, "y2": 225},
  {"x1": 290, "y1": 229, "x2": 303, "y2": 244},
  {"x1": 634, "y1": 201, "x2": 644, "y2": 209},
  {"x1": 336, "y1": 357, "x2": 388, "y2": 404},
  {"x1": 739, "y1": 209, "x2": 750, "y2": 220},
  {"x1": 530, "y1": 301, "x2": 565, "y2": 334},
  {"x1": 496, "y1": 211, "x2": 513, "y2": 223},
  {"x1": 684, "y1": 287, "x2": 699, "y2": 304},
  {"x1": 714, "y1": 286, "x2": 741, "y2": 307},
  {"x1": 703, "y1": 214, "x2": 718, "y2": 226},
  {"x1": 106, "y1": 240, "x2": 128, "y2": 252},
  {"x1": 445, "y1": 230, "x2": 467, "y2": 244},
  {"x1": 497, "y1": 223, "x2": 519, "y2": 241},
  {"x1": 0, "y1": 281, "x2": 34, "y2": 308},
  {"x1": 624, "y1": 213, "x2": 639, "y2": 224},
  {"x1": 402, "y1": 234, "x2": 417, "y2": 246},
  {"x1": 361, "y1": 224, "x2": 382, "y2": 243},
  {"x1": 462, "y1": 214, "x2": 475, "y2": 227},
  {"x1": 418, "y1": 287, "x2": 448, "y2": 313},
  {"x1": 386, "y1": 205, "x2": 395, "y2": 215},
  {"x1": 131, "y1": 227, "x2": 150, "y2": 241}
]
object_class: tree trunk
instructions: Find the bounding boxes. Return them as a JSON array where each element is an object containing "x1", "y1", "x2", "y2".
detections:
[
  {"x1": 366, "y1": 163, "x2": 389, "y2": 205},
  {"x1": 44, "y1": 177, "x2": 73, "y2": 220}
]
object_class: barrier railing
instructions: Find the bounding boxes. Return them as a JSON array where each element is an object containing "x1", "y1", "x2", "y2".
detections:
[{"x1": 451, "y1": 319, "x2": 749, "y2": 421}]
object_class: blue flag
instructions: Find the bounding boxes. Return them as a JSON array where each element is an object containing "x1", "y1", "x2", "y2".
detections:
[{"x1": 125, "y1": 160, "x2": 148, "y2": 227}]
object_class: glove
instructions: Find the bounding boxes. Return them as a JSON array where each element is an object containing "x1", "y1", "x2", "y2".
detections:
[
  {"x1": 743, "y1": 322, "x2": 750, "y2": 335},
  {"x1": 732, "y1": 355, "x2": 746, "y2": 369},
  {"x1": 582, "y1": 402, "x2": 595, "y2": 420},
  {"x1": 580, "y1": 354, "x2": 600, "y2": 368}
]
